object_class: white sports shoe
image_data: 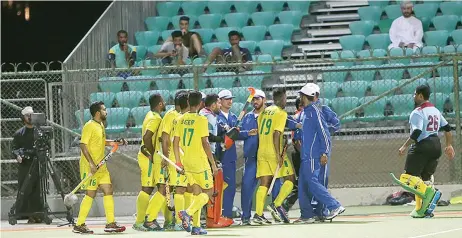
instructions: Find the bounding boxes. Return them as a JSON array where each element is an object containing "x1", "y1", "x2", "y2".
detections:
[{"x1": 325, "y1": 206, "x2": 345, "y2": 220}]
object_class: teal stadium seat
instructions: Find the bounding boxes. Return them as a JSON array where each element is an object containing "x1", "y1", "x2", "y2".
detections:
[
  {"x1": 105, "y1": 107, "x2": 130, "y2": 134},
  {"x1": 318, "y1": 98, "x2": 330, "y2": 107},
  {"x1": 145, "y1": 16, "x2": 171, "y2": 32},
  {"x1": 135, "y1": 45, "x2": 147, "y2": 62},
  {"x1": 230, "y1": 87, "x2": 251, "y2": 103},
  {"x1": 116, "y1": 91, "x2": 143, "y2": 108},
  {"x1": 207, "y1": 1, "x2": 232, "y2": 14},
  {"x1": 268, "y1": 24, "x2": 294, "y2": 47},
  {"x1": 182, "y1": 73, "x2": 206, "y2": 89},
  {"x1": 172, "y1": 15, "x2": 198, "y2": 29},
  {"x1": 407, "y1": 62, "x2": 434, "y2": 79},
  {"x1": 413, "y1": 3, "x2": 438, "y2": 19},
  {"x1": 258, "y1": 40, "x2": 284, "y2": 60},
  {"x1": 255, "y1": 54, "x2": 273, "y2": 73},
  {"x1": 366, "y1": 49, "x2": 387, "y2": 65},
  {"x1": 137, "y1": 59, "x2": 161, "y2": 77},
  {"x1": 135, "y1": 31, "x2": 160, "y2": 47},
  {"x1": 198, "y1": 14, "x2": 223, "y2": 29},
  {"x1": 389, "y1": 94, "x2": 415, "y2": 120},
  {"x1": 339, "y1": 35, "x2": 366, "y2": 51},
  {"x1": 207, "y1": 72, "x2": 236, "y2": 88},
  {"x1": 350, "y1": 65, "x2": 377, "y2": 82},
  {"x1": 239, "y1": 41, "x2": 257, "y2": 54},
  {"x1": 233, "y1": 1, "x2": 259, "y2": 14},
  {"x1": 368, "y1": 0, "x2": 389, "y2": 9},
  {"x1": 192, "y1": 28, "x2": 214, "y2": 44},
  {"x1": 157, "y1": 1, "x2": 181, "y2": 17},
  {"x1": 239, "y1": 70, "x2": 266, "y2": 87},
  {"x1": 287, "y1": 1, "x2": 311, "y2": 13},
  {"x1": 418, "y1": 16, "x2": 431, "y2": 32},
  {"x1": 74, "y1": 109, "x2": 91, "y2": 131},
  {"x1": 388, "y1": 48, "x2": 414, "y2": 65},
  {"x1": 439, "y1": 2, "x2": 462, "y2": 16},
  {"x1": 451, "y1": 29, "x2": 462, "y2": 45},
  {"x1": 259, "y1": 1, "x2": 284, "y2": 12},
  {"x1": 378, "y1": 19, "x2": 393, "y2": 33},
  {"x1": 251, "y1": 12, "x2": 276, "y2": 27},
  {"x1": 278, "y1": 11, "x2": 303, "y2": 31},
  {"x1": 322, "y1": 66, "x2": 347, "y2": 83},
  {"x1": 331, "y1": 97, "x2": 359, "y2": 122},
  {"x1": 202, "y1": 87, "x2": 226, "y2": 95},
  {"x1": 225, "y1": 13, "x2": 249, "y2": 28},
  {"x1": 90, "y1": 92, "x2": 115, "y2": 108},
  {"x1": 203, "y1": 42, "x2": 231, "y2": 55},
  {"x1": 430, "y1": 93, "x2": 449, "y2": 111},
  {"x1": 437, "y1": 64, "x2": 455, "y2": 78},
  {"x1": 99, "y1": 77, "x2": 124, "y2": 93},
  {"x1": 148, "y1": 45, "x2": 162, "y2": 55},
  {"x1": 125, "y1": 76, "x2": 154, "y2": 92},
  {"x1": 144, "y1": 90, "x2": 171, "y2": 104},
  {"x1": 432, "y1": 15, "x2": 459, "y2": 32},
  {"x1": 130, "y1": 106, "x2": 150, "y2": 133},
  {"x1": 349, "y1": 21, "x2": 375, "y2": 37},
  {"x1": 193, "y1": 57, "x2": 216, "y2": 74},
  {"x1": 318, "y1": 82, "x2": 339, "y2": 99},
  {"x1": 331, "y1": 50, "x2": 355, "y2": 67},
  {"x1": 161, "y1": 30, "x2": 174, "y2": 41},
  {"x1": 242, "y1": 26, "x2": 267, "y2": 42},
  {"x1": 341, "y1": 81, "x2": 369, "y2": 97},
  {"x1": 358, "y1": 96, "x2": 387, "y2": 122},
  {"x1": 358, "y1": 6, "x2": 382, "y2": 25},
  {"x1": 371, "y1": 79, "x2": 398, "y2": 95},
  {"x1": 231, "y1": 102, "x2": 245, "y2": 116},
  {"x1": 401, "y1": 78, "x2": 428, "y2": 94},
  {"x1": 384, "y1": 5, "x2": 402, "y2": 20},
  {"x1": 418, "y1": 46, "x2": 440, "y2": 63},
  {"x1": 449, "y1": 92, "x2": 462, "y2": 118},
  {"x1": 379, "y1": 63, "x2": 405, "y2": 80},
  {"x1": 181, "y1": 1, "x2": 206, "y2": 16},
  {"x1": 427, "y1": 77, "x2": 454, "y2": 94},
  {"x1": 366, "y1": 33, "x2": 391, "y2": 50},
  {"x1": 215, "y1": 27, "x2": 240, "y2": 43},
  {"x1": 154, "y1": 74, "x2": 182, "y2": 91}
]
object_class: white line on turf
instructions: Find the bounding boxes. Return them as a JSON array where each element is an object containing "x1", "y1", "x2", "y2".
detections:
[{"x1": 407, "y1": 227, "x2": 462, "y2": 238}]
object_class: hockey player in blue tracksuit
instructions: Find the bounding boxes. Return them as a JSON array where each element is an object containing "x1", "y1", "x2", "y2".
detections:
[{"x1": 296, "y1": 84, "x2": 345, "y2": 223}]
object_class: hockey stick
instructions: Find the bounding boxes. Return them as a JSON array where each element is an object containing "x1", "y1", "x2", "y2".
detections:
[
  {"x1": 267, "y1": 139, "x2": 289, "y2": 196},
  {"x1": 63, "y1": 143, "x2": 119, "y2": 206},
  {"x1": 156, "y1": 151, "x2": 184, "y2": 172},
  {"x1": 163, "y1": 166, "x2": 175, "y2": 211}
]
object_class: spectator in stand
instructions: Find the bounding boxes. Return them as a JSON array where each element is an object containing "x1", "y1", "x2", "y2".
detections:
[
  {"x1": 164, "y1": 16, "x2": 203, "y2": 58},
  {"x1": 155, "y1": 30, "x2": 189, "y2": 65},
  {"x1": 108, "y1": 30, "x2": 137, "y2": 76},
  {"x1": 388, "y1": 1, "x2": 423, "y2": 51}
]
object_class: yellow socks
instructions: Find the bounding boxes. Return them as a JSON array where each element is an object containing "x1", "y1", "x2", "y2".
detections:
[
  {"x1": 184, "y1": 192, "x2": 193, "y2": 209},
  {"x1": 193, "y1": 210, "x2": 201, "y2": 227},
  {"x1": 186, "y1": 193, "x2": 208, "y2": 216},
  {"x1": 135, "y1": 191, "x2": 150, "y2": 224},
  {"x1": 76, "y1": 195, "x2": 93, "y2": 226},
  {"x1": 146, "y1": 192, "x2": 166, "y2": 222},
  {"x1": 163, "y1": 202, "x2": 174, "y2": 223},
  {"x1": 415, "y1": 195, "x2": 423, "y2": 211},
  {"x1": 103, "y1": 195, "x2": 115, "y2": 224},
  {"x1": 255, "y1": 186, "x2": 268, "y2": 216},
  {"x1": 174, "y1": 194, "x2": 185, "y2": 224},
  {"x1": 274, "y1": 180, "x2": 294, "y2": 207}
]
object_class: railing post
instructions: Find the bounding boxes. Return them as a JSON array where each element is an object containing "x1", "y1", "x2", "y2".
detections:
[{"x1": 452, "y1": 56, "x2": 461, "y2": 182}]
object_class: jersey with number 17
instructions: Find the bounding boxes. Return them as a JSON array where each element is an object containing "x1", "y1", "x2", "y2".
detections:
[
  {"x1": 409, "y1": 102, "x2": 448, "y2": 142},
  {"x1": 257, "y1": 105, "x2": 288, "y2": 161}
]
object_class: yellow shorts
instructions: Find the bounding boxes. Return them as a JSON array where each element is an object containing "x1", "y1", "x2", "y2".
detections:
[
  {"x1": 138, "y1": 153, "x2": 157, "y2": 187},
  {"x1": 186, "y1": 170, "x2": 213, "y2": 190},
  {"x1": 167, "y1": 164, "x2": 188, "y2": 187},
  {"x1": 256, "y1": 157, "x2": 294, "y2": 179},
  {"x1": 80, "y1": 170, "x2": 111, "y2": 191}
]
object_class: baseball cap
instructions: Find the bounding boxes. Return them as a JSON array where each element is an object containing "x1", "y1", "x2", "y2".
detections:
[
  {"x1": 298, "y1": 84, "x2": 317, "y2": 96},
  {"x1": 254, "y1": 89, "x2": 266, "y2": 98},
  {"x1": 21, "y1": 106, "x2": 34, "y2": 115},
  {"x1": 218, "y1": 89, "x2": 235, "y2": 99},
  {"x1": 304, "y1": 83, "x2": 320, "y2": 94}
]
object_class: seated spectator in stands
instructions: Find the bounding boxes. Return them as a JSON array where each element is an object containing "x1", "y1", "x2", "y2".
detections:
[
  {"x1": 164, "y1": 16, "x2": 203, "y2": 58},
  {"x1": 108, "y1": 30, "x2": 136, "y2": 69},
  {"x1": 203, "y1": 31, "x2": 252, "y2": 73},
  {"x1": 388, "y1": 1, "x2": 423, "y2": 51},
  {"x1": 155, "y1": 30, "x2": 189, "y2": 65}
]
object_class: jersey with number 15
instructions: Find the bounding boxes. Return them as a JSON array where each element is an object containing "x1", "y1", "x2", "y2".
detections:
[
  {"x1": 409, "y1": 102, "x2": 448, "y2": 142},
  {"x1": 174, "y1": 112, "x2": 210, "y2": 173},
  {"x1": 257, "y1": 105, "x2": 288, "y2": 161}
]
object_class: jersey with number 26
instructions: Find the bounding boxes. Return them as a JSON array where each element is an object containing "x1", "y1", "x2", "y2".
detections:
[
  {"x1": 257, "y1": 105, "x2": 288, "y2": 161},
  {"x1": 409, "y1": 102, "x2": 448, "y2": 142}
]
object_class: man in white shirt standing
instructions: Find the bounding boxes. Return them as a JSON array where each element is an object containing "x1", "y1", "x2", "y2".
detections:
[{"x1": 388, "y1": 1, "x2": 423, "y2": 51}]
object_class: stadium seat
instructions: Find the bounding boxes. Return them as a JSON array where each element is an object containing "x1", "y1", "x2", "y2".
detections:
[
  {"x1": 130, "y1": 106, "x2": 150, "y2": 133},
  {"x1": 361, "y1": 48, "x2": 387, "y2": 65},
  {"x1": 215, "y1": 27, "x2": 241, "y2": 43},
  {"x1": 242, "y1": 26, "x2": 267, "y2": 42},
  {"x1": 138, "y1": 59, "x2": 161, "y2": 77},
  {"x1": 182, "y1": 73, "x2": 207, "y2": 89},
  {"x1": 157, "y1": 1, "x2": 181, "y2": 17},
  {"x1": 389, "y1": 94, "x2": 414, "y2": 120},
  {"x1": 442, "y1": 45, "x2": 458, "y2": 54},
  {"x1": 368, "y1": 0, "x2": 389, "y2": 9},
  {"x1": 207, "y1": 72, "x2": 236, "y2": 88},
  {"x1": 388, "y1": 48, "x2": 414, "y2": 65},
  {"x1": 357, "y1": 6, "x2": 382, "y2": 25},
  {"x1": 99, "y1": 77, "x2": 124, "y2": 93},
  {"x1": 378, "y1": 19, "x2": 393, "y2": 33},
  {"x1": 339, "y1": 35, "x2": 366, "y2": 51},
  {"x1": 413, "y1": 3, "x2": 438, "y2": 19},
  {"x1": 161, "y1": 30, "x2": 174, "y2": 41},
  {"x1": 366, "y1": 33, "x2": 391, "y2": 50},
  {"x1": 145, "y1": 16, "x2": 171, "y2": 32},
  {"x1": 358, "y1": 96, "x2": 387, "y2": 122},
  {"x1": 116, "y1": 91, "x2": 143, "y2": 108},
  {"x1": 181, "y1": 1, "x2": 206, "y2": 16},
  {"x1": 239, "y1": 70, "x2": 266, "y2": 87},
  {"x1": 449, "y1": 92, "x2": 462, "y2": 117},
  {"x1": 251, "y1": 12, "x2": 276, "y2": 27},
  {"x1": 74, "y1": 109, "x2": 91, "y2": 131},
  {"x1": 350, "y1": 65, "x2": 377, "y2": 82},
  {"x1": 430, "y1": 93, "x2": 449, "y2": 111},
  {"x1": 424, "y1": 30, "x2": 449, "y2": 48},
  {"x1": 415, "y1": 46, "x2": 439, "y2": 63},
  {"x1": 225, "y1": 13, "x2": 249, "y2": 28},
  {"x1": 144, "y1": 90, "x2": 171, "y2": 104},
  {"x1": 230, "y1": 87, "x2": 250, "y2": 103},
  {"x1": 172, "y1": 15, "x2": 198, "y2": 29},
  {"x1": 257, "y1": 40, "x2": 284, "y2": 60},
  {"x1": 90, "y1": 92, "x2": 115, "y2": 108},
  {"x1": 318, "y1": 82, "x2": 340, "y2": 99},
  {"x1": 259, "y1": 1, "x2": 284, "y2": 12},
  {"x1": 378, "y1": 63, "x2": 405, "y2": 80},
  {"x1": 318, "y1": 98, "x2": 330, "y2": 107},
  {"x1": 451, "y1": 29, "x2": 462, "y2": 45},
  {"x1": 202, "y1": 87, "x2": 226, "y2": 95},
  {"x1": 278, "y1": 11, "x2": 303, "y2": 31},
  {"x1": 349, "y1": 21, "x2": 375, "y2": 37},
  {"x1": 154, "y1": 74, "x2": 182, "y2": 91},
  {"x1": 239, "y1": 41, "x2": 257, "y2": 54},
  {"x1": 287, "y1": 1, "x2": 311, "y2": 13},
  {"x1": 135, "y1": 31, "x2": 160, "y2": 47},
  {"x1": 233, "y1": 1, "x2": 259, "y2": 14},
  {"x1": 418, "y1": 16, "x2": 431, "y2": 32},
  {"x1": 193, "y1": 57, "x2": 216, "y2": 74},
  {"x1": 147, "y1": 45, "x2": 162, "y2": 55},
  {"x1": 341, "y1": 81, "x2": 369, "y2": 97},
  {"x1": 371, "y1": 79, "x2": 398, "y2": 95},
  {"x1": 207, "y1": 1, "x2": 232, "y2": 14},
  {"x1": 255, "y1": 54, "x2": 273, "y2": 73},
  {"x1": 126, "y1": 76, "x2": 155, "y2": 92},
  {"x1": 331, "y1": 50, "x2": 356, "y2": 67},
  {"x1": 437, "y1": 64, "x2": 455, "y2": 78},
  {"x1": 384, "y1": 5, "x2": 402, "y2": 20},
  {"x1": 407, "y1": 62, "x2": 434, "y2": 79},
  {"x1": 428, "y1": 77, "x2": 454, "y2": 94},
  {"x1": 401, "y1": 77, "x2": 428, "y2": 94},
  {"x1": 231, "y1": 102, "x2": 245, "y2": 115},
  {"x1": 203, "y1": 42, "x2": 231, "y2": 55},
  {"x1": 191, "y1": 28, "x2": 214, "y2": 44},
  {"x1": 135, "y1": 45, "x2": 147, "y2": 62},
  {"x1": 439, "y1": 2, "x2": 462, "y2": 16},
  {"x1": 268, "y1": 24, "x2": 294, "y2": 47},
  {"x1": 105, "y1": 107, "x2": 130, "y2": 134},
  {"x1": 330, "y1": 97, "x2": 359, "y2": 122},
  {"x1": 198, "y1": 14, "x2": 223, "y2": 29},
  {"x1": 432, "y1": 15, "x2": 459, "y2": 32},
  {"x1": 322, "y1": 66, "x2": 347, "y2": 83}
]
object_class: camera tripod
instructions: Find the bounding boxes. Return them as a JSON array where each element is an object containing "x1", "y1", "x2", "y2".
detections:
[{"x1": 8, "y1": 147, "x2": 75, "y2": 227}]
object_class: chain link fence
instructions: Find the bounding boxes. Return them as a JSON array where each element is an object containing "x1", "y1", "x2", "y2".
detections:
[{"x1": 1, "y1": 52, "x2": 461, "y2": 198}]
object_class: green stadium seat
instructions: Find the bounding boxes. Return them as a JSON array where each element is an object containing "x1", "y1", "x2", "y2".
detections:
[
  {"x1": 90, "y1": 92, "x2": 115, "y2": 108},
  {"x1": 378, "y1": 19, "x2": 393, "y2": 33},
  {"x1": 233, "y1": 1, "x2": 259, "y2": 14},
  {"x1": 331, "y1": 50, "x2": 355, "y2": 67},
  {"x1": 231, "y1": 102, "x2": 245, "y2": 115},
  {"x1": 339, "y1": 35, "x2": 365, "y2": 51},
  {"x1": 287, "y1": 1, "x2": 311, "y2": 13},
  {"x1": 225, "y1": 13, "x2": 249, "y2": 28},
  {"x1": 322, "y1": 66, "x2": 347, "y2": 83},
  {"x1": 251, "y1": 12, "x2": 276, "y2": 27},
  {"x1": 401, "y1": 77, "x2": 428, "y2": 94},
  {"x1": 437, "y1": 64, "x2": 455, "y2": 78},
  {"x1": 138, "y1": 59, "x2": 161, "y2": 77},
  {"x1": 341, "y1": 81, "x2": 369, "y2": 97},
  {"x1": 172, "y1": 15, "x2": 198, "y2": 29},
  {"x1": 428, "y1": 77, "x2": 454, "y2": 94},
  {"x1": 157, "y1": 1, "x2": 181, "y2": 17},
  {"x1": 415, "y1": 46, "x2": 439, "y2": 63},
  {"x1": 207, "y1": 72, "x2": 236, "y2": 88},
  {"x1": 255, "y1": 54, "x2": 273, "y2": 73},
  {"x1": 358, "y1": 96, "x2": 387, "y2": 122},
  {"x1": 407, "y1": 62, "x2": 434, "y2": 79},
  {"x1": 154, "y1": 74, "x2": 182, "y2": 91},
  {"x1": 198, "y1": 14, "x2": 223, "y2": 29},
  {"x1": 207, "y1": 1, "x2": 232, "y2": 14},
  {"x1": 388, "y1": 48, "x2": 414, "y2": 65},
  {"x1": 371, "y1": 79, "x2": 398, "y2": 95},
  {"x1": 145, "y1": 16, "x2": 171, "y2": 32},
  {"x1": 134, "y1": 45, "x2": 147, "y2": 62},
  {"x1": 439, "y1": 2, "x2": 462, "y2": 16},
  {"x1": 358, "y1": 6, "x2": 382, "y2": 25},
  {"x1": 144, "y1": 90, "x2": 171, "y2": 104},
  {"x1": 242, "y1": 26, "x2": 267, "y2": 42},
  {"x1": 135, "y1": 31, "x2": 160, "y2": 47},
  {"x1": 130, "y1": 106, "x2": 150, "y2": 133},
  {"x1": 193, "y1": 57, "x2": 216, "y2": 74},
  {"x1": 430, "y1": 93, "x2": 449, "y2": 111},
  {"x1": 350, "y1": 65, "x2": 377, "y2": 82},
  {"x1": 379, "y1": 63, "x2": 405, "y2": 80},
  {"x1": 125, "y1": 76, "x2": 154, "y2": 92},
  {"x1": 451, "y1": 29, "x2": 462, "y2": 45},
  {"x1": 442, "y1": 45, "x2": 462, "y2": 54},
  {"x1": 331, "y1": 97, "x2": 359, "y2": 122},
  {"x1": 258, "y1": 40, "x2": 284, "y2": 60},
  {"x1": 105, "y1": 107, "x2": 130, "y2": 134},
  {"x1": 99, "y1": 77, "x2": 124, "y2": 93},
  {"x1": 318, "y1": 82, "x2": 340, "y2": 99},
  {"x1": 359, "y1": 48, "x2": 387, "y2": 65},
  {"x1": 384, "y1": 5, "x2": 402, "y2": 20},
  {"x1": 259, "y1": 1, "x2": 284, "y2": 12},
  {"x1": 413, "y1": 3, "x2": 439, "y2": 19},
  {"x1": 239, "y1": 41, "x2": 257, "y2": 54},
  {"x1": 203, "y1": 42, "x2": 231, "y2": 55},
  {"x1": 74, "y1": 109, "x2": 91, "y2": 131},
  {"x1": 191, "y1": 28, "x2": 214, "y2": 44},
  {"x1": 202, "y1": 87, "x2": 226, "y2": 95},
  {"x1": 239, "y1": 70, "x2": 266, "y2": 87},
  {"x1": 389, "y1": 94, "x2": 414, "y2": 120},
  {"x1": 161, "y1": 30, "x2": 174, "y2": 41},
  {"x1": 418, "y1": 16, "x2": 431, "y2": 32},
  {"x1": 432, "y1": 15, "x2": 459, "y2": 32},
  {"x1": 366, "y1": 33, "x2": 391, "y2": 50},
  {"x1": 181, "y1": 1, "x2": 206, "y2": 16},
  {"x1": 349, "y1": 21, "x2": 375, "y2": 37},
  {"x1": 182, "y1": 73, "x2": 206, "y2": 89},
  {"x1": 278, "y1": 11, "x2": 303, "y2": 31},
  {"x1": 230, "y1": 87, "x2": 250, "y2": 103},
  {"x1": 215, "y1": 27, "x2": 241, "y2": 42},
  {"x1": 147, "y1": 45, "x2": 162, "y2": 55},
  {"x1": 368, "y1": 0, "x2": 389, "y2": 9},
  {"x1": 318, "y1": 98, "x2": 330, "y2": 107},
  {"x1": 448, "y1": 92, "x2": 462, "y2": 117},
  {"x1": 116, "y1": 91, "x2": 143, "y2": 108},
  {"x1": 268, "y1": 24, "x2": 294, "y2": 47}
]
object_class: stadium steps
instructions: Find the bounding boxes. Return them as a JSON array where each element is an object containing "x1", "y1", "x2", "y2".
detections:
[
  {"x1": 326, "y1": 1, "x2": 369, "y2": 8},
  {"x1": 297, "y1": 43, "x2": 342, "y2": 52},
  {"x1": 304, "y1": 21, "x2": 353, "y2": 29},
  {"x1": 308, "y1": 28, "x2": 351, "y2": 37},
  {"x1": 312, "y1": 7, "x2": 361, "y2": 13}
]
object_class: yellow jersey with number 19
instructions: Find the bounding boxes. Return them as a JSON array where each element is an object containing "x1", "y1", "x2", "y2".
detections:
[
  {"x1": 257, "y1": 105, "x2": 288, "y2": 161},
  {"x1": 140, "y1": 111, "x2": 162, "y2": 164},
  {"x1": 173, "y1": 112, "x2": 209, "y2": 173}
]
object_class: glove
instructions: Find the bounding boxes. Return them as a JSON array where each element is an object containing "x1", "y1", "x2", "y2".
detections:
[{"x1": 226, "y1": 127, "x2": 240, "y2": 141}]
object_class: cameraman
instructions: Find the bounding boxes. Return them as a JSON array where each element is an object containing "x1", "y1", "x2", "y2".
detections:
[{"x1": 11, "y1": 106, "x2": 43, "y2": 223}]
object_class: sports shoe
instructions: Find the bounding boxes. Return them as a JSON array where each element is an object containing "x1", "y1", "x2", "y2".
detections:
[
  {"x1": 143, "y1": 219, "x2": 163, "y2": 231},
  {"x1": 173, "y1": 223, "x2": 185, "y2": 231},
  {"x1": 191, "y1": 227, "x2": 208, "y2": 235},
  {"x1": 163, "y1": 221, "x2": 175, "y2": 231},
  {"x1": 132, "y1": 222, "x2": 148, "y2": 231},
  {"x1": 104, "y1": 222, "x2": 126, "y2": 233},
  {"x1": 325, "y1": 206, "x2": 345, "y2": 220},
  {"x1": 293, "y1": 217, "x2": 315, "y2": 224},
  {"x1": 72, "y1": 223, "x2": 94, "y2": 234},
  {"x1": 252, "y1": 214, "x2": 271, "y2": 225},
  {"x1": 178, "y1": 210, "x2": 192, "y2": 232},
  {"x1": 241, "y1": 218, "x2": 251, "y2": 226},
  {"x1": 276, "y1": 205, "x2": 290, "y2": 223},
  {"x1": 267, "y1": 203, "x2": 282, "y2": 222}
]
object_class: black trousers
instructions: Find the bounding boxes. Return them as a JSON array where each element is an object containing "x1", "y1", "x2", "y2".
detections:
[
  {"x1": 404, "y1": 135, "x2": 442, "y2": 181},
  {"x1": 16, "y1": 158, "x2": 43, "y2": 216}
]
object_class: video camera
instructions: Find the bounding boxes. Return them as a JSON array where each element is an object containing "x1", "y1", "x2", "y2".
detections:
[
  {"x1": 12, "y1": 148, "x2": 35, "y2": 160},
  {"x1": 30, "y1": 113, "x2": 53, "y2": 149}
]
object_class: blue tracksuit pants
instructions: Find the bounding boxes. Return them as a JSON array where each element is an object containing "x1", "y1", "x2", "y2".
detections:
[
  {"x1": 222, "y1": 161, "x2": 236, "y2": 218},
  {"x1": 311, "y1": 156, "x2": 330, "y2": 217}
]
